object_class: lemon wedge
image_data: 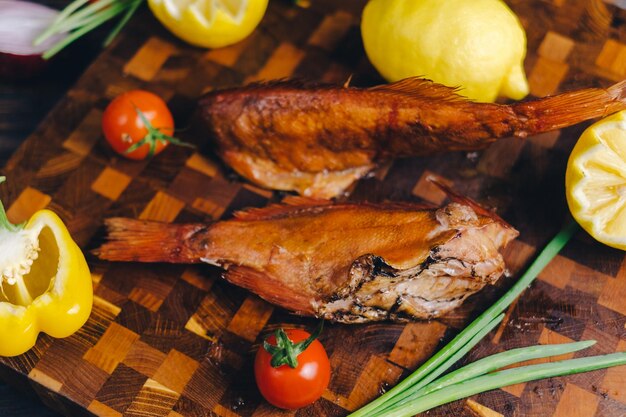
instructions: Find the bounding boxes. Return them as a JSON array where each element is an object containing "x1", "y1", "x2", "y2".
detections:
[
  {"x1": 566, "y1": 110, "x2": 626, "y2": 249},
  {"x1": 148, "y1": 0, "x2": 268, "y2": 48}
]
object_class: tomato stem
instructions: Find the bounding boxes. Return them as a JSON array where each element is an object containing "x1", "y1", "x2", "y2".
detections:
[
  {"x1": 125, "y1": 106, "x2": 195, "y2": 157},
  {"x1": 263, "y1": 321, "x2": 324, "y2": 368}
]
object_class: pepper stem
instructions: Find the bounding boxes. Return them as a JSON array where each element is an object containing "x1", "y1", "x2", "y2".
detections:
[
  {"x1": 124, "y1": 106, "x2": 195, "y2": 158},
  {"x1": 0, "y1": 177, "x2": 21, "y2": 232},
  {"x1": 263, "y1": 321, "x2": 324, "y2": 368},
  {"x1": 0, "y1": 176, "x2": 33, "y2": 305}
]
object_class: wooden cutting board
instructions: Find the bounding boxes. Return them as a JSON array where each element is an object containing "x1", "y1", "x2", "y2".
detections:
[{"x1": 1, "y1": 1, "x2": 625, "y2": 416}]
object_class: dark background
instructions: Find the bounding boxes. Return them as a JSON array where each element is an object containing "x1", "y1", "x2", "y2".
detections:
[{"x1": 1, "y1": 0, "x2": 106, "y2": 414}]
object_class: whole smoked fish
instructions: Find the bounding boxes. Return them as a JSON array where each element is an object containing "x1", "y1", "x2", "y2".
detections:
[
  {"x1": 96, "y1": 195, "x2": 518, "y2": 323},
  {"x1": 200, "y1": 77, "x2": 626, "y2": 198}
]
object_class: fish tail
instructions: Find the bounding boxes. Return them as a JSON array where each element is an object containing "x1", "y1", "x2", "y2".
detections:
[
  {"x1": 94, "y1": 218, "x2": 209, "y2": 263},
  {"x1": 513, "y1": 80, "x2": 626, "y2": 137}
]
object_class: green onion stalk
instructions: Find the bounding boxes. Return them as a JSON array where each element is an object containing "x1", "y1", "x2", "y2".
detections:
[
  {"x1": 382, "y1": 353, "x2": 626, "y2": 417},
  {"x1": 34, "y1": 0, "x2": 145, "y2": 59}
]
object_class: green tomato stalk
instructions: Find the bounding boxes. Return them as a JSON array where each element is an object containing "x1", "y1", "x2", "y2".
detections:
[
  {"x1": 263, "y1": 322, "x2": 323, "y2": 368},
  {"x1": 126, "y1": 107, "x2": 194, "y2": 158}
]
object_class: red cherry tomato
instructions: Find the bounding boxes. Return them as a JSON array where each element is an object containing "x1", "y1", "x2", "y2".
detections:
[
  {"x1": 254, "y1": 328, "x2": 331, "y2": 410},
  {"x1": 102, "y1": 90, "x2": 175, "y2": 160}
]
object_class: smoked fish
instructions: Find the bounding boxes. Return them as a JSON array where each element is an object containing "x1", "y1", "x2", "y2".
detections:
[
  {"x1": 96, "y1": 193, "x2": 518, "y2": 323},
  {"x1": 199, "y1": 77, "x2": 626, "y2": 198}
]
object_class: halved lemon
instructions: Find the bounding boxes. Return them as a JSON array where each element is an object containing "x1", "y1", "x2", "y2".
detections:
[
  {"x1": 148, "y1": 0, "x2": 268, "y2": 48},
  {"x1": 566, "y1": 110, "x2": 626, "y2": 249}
]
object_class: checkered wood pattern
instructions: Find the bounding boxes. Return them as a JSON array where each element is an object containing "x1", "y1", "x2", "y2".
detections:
[{"x1": 1, "y1": 1, "x2": 625, "y2": 416}]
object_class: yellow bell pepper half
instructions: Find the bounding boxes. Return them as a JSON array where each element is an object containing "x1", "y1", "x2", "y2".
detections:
[{"x1": 0, "y1": 177, "x2": 93, "y2": 357}]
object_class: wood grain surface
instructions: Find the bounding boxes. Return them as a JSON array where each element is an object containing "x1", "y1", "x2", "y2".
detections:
[
  {"x1": 1, "y1": 1, "x2": 626, "y2": 416},
  {"x1": 0, "y1": 1, "x2": 107, "y2": 413}
]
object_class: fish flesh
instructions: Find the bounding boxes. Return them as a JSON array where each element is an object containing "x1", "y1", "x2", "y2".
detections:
[
  {"x1": 95, "y1": 190, "x2": 518, "y2": 323},
  {"x1": 199, "y1": 77, "x2": 626, "y2": 198}
]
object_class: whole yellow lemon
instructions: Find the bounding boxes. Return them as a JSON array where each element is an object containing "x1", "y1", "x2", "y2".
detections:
[{"x1": 361, "y1": 0, "x2": 529, "y2": 102}]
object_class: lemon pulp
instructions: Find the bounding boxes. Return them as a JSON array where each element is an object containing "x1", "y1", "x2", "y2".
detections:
[
  {"x1": 566, "y1": 111, "x2": 626, "y2": 249},
  {"x1": 148, "y1": 0, "x2": 268, "y2": 48}
]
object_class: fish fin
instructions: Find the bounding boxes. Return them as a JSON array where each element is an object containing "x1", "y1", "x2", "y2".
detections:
[
  {"x1": 94, "y1": 218, "x2": 207, "y2": 263},
  {"x1": 514, "y1": 80, "x2": 626, "y2": 136},
  {"x1": 281, "y1": 195, "x2": 333, "y2": 206},
  {"x1": 370, "y1": 77, "x2": 472, "y2": 103},
  {"x1": 232, "y1": 198, "x2": 436, "y2": 221},
  {"x1": 343, "y1": 74, "x2": 354, "y2": 88},
  {"x1": 428, "y1": 179, "x2": 514, "y2": 230},
  {"x1": 201, "y1": 79, "x2": 336, "y2": 100},
  {"x1": 610, "y1": 79, "x2": 626, "y2": 102},
  {"x1": 243, "y1": 78, "x2": 334, "y2": 91},
  {"x1": 232, "y1": 199, "x2": 332, "y2": 221},
  {"x1": 375, "y1": 201, "x2": 437, "y2": 210},
  {"x1": 233, "y1": 196, "x2": 436, "y2": 221},
  {"x1": 225, "y1": 266, "x2": 315, "y2": 315}
]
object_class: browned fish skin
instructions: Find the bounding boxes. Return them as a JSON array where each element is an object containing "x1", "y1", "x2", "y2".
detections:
[
  {"x1": 96, "y1": 197, "x2": 518, "y2": 323},
  {"x1": 199, "y1": 78, "x2": 626, "y2": 198}
]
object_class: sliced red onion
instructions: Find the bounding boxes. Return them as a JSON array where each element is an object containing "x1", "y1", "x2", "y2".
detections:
[{"x1": 0, "y1": 0, "x2": 67, "y2": 78}]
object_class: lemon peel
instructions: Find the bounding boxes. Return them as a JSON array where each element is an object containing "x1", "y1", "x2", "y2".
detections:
[{"x1": 361, "y1": 0, "x2": 529, "y2": 103}]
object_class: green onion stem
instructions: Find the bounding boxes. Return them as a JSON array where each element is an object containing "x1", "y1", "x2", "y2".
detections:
[
  {"x1": 103, "y1": 0, "x2": 144, "y2": 46},
  {"x1": 36, "y1": 0, "x2": 144, "y2": 59},
  {"x1": 391, "y1": 339, "x2": 596, "y2": 412},
  {"x1": 42, "y1": 4, "x2": 127, "y2": 60},
  {"x1": 382, "y1": 352, "x2": 626, "y2": 417},
  {"x1": 34, "y1": 0, "x2": 89, "y2": 45},
  {"x1": 349, "y1": 222, "x2": 579, "y2": 417},
  {"x1": 54, "y1": 0, "x2": 126, "y2": 36},
  {"x1": 370, "y1": 313, "x2": 505, "y2": 417},
  {"x1": 43, "y1": 0, "x2": 91, "y2": 36},
  {"x1": 54, "y1": 1, "x2": 129, "y2": 35},
  {"x1": 35, "y1": 0, "x2": 123, "y2": 45}
]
